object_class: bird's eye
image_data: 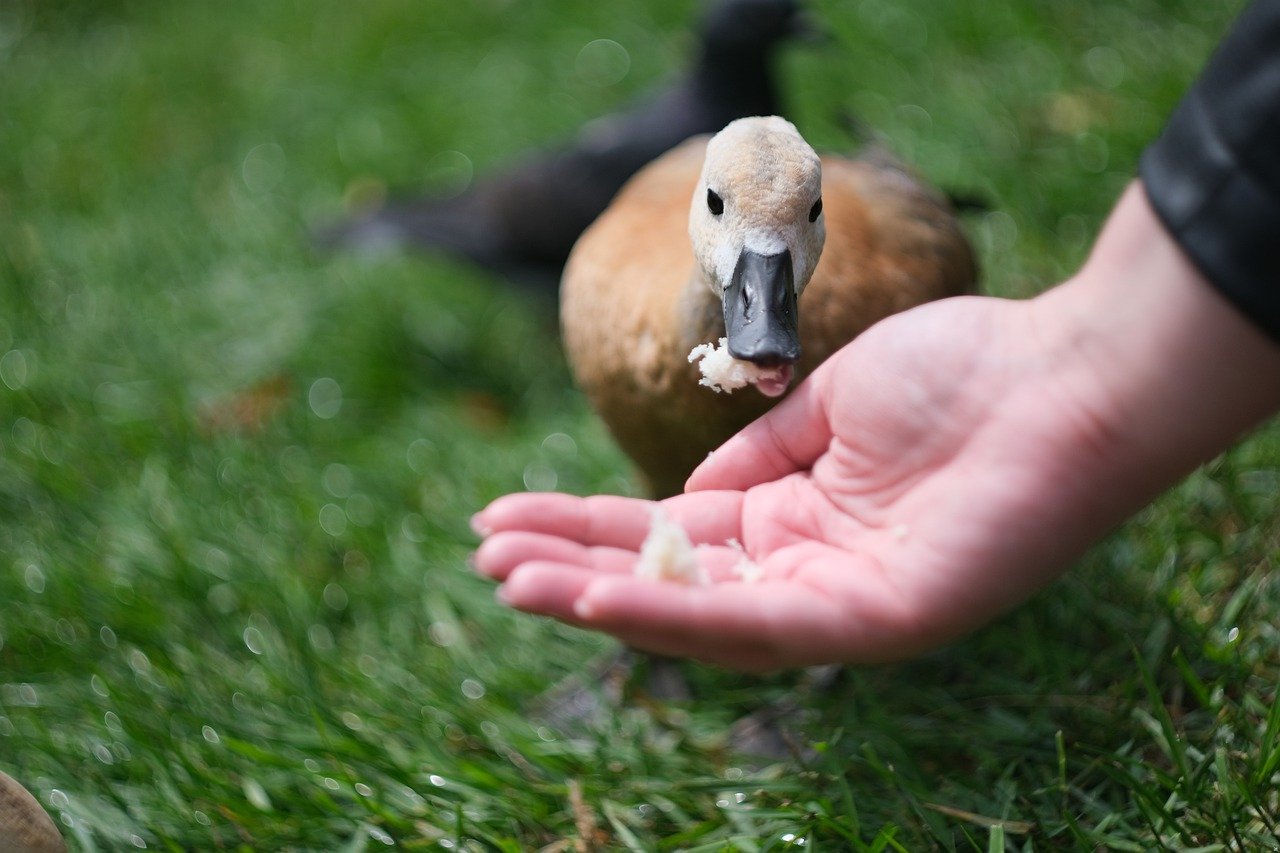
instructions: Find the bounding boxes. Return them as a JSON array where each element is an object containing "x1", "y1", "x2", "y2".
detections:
[
  {"x1": 808, "y1": 197, "x2": 823, "y2": 222},
  {"x1": 707, "y1": 189, "x2": 724, "y2": 216}
]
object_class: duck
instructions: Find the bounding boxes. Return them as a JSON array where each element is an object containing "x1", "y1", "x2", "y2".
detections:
[
  {"x1": 318, "y1": 0, "x2": 823, "y2": 288},
  {"x1": 561, "y1": 115, "x2": 978, "y2": 498}
]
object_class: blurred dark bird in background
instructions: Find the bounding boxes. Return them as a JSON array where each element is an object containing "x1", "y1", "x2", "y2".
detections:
[{"x1": 316, "y1": 0, "x2": 822, "y2": 286}]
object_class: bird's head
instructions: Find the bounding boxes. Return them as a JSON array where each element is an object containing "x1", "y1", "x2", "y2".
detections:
[
  {"x1": 700, "y1": 0, "x2": 823, "y2": 55},
  {"x1": 689, "y1": 116, "x2": 824, "y2": 375}
]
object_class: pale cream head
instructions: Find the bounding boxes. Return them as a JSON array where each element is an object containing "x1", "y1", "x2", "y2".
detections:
[{"x1": 688, "y1": 116, "x2": 825, "y2": 297}]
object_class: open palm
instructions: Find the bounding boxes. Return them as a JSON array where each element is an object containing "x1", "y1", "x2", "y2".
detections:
[{"x1": 474, "y1": 292, "x2": 1134, "y2": 670}]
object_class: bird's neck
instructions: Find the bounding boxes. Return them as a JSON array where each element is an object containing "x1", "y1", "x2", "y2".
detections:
[{"x1": 678, "y1": 268, "x2": 726, "y2": 350}]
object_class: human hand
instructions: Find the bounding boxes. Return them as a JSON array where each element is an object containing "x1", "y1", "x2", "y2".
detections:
[
  {"x1": 474, "y1": 293, "x2": 1113, "y2": 669},
  {"x1": 472, "y1": 185, "x2": 1280, "y2": 671}
]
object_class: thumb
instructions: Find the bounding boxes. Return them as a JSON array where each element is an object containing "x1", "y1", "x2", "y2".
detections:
[{"x1": 685, "y1": 364, "x2": 834, "y2": 492}]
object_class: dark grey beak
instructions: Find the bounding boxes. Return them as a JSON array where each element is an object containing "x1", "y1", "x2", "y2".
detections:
[{"x1": 723, "y1": 248, "x2": 801, "y2": 366}]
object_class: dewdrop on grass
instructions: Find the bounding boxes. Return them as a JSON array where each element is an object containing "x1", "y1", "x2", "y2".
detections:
[{"x1": 635, "y1": 507, "x2": 709, "y2": 586}]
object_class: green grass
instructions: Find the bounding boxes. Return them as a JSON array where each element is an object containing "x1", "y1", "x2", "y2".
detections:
[{"x1": 2, "y1": 0, "x2": 1277, "y2": 848}]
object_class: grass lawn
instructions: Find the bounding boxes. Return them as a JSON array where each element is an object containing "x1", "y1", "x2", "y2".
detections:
[{"x1": 2, "y1": 0, "x2": 1277, "y2": 848}]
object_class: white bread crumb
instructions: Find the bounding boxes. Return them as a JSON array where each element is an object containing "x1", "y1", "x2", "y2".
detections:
[
  {"x1": 634, "y1": 507, "x2": 709, "y2": 585},
  {"x1": 687, "y1": 337, "x2": 766, "y2": 394},
  {"x1": 725, "y1": 537, "x2": 763, "y2": 583},
  {"x1": 731, "y1": 556, "x2": 764, "y2": 583}
]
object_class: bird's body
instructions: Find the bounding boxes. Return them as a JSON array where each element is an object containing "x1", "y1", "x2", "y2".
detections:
[
  {"x1": 320, "y1": 0, "x2": 816, "y2": 284},
  {"x1": 0, "y1": 769, "x2": 66, "y2": 853},
  {"x1": 561, "y1": 119, "x2": 977, "y2": 497}
]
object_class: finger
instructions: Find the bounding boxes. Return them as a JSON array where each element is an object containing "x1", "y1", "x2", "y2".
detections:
[
  {"x1": 663, "y1": 491, "x2": 746, "y2": 544},
  {"x1": 473, "y1": 531, "x2": 636, "y2": 581},
  {"x1": 572, "y1": 576, "x2": 848, "y2": 663},
  {"x1": 496, "y1": 537, "x2": 778, "y2": 617},
  {"x1": 496, "y1": 562, "x2": 598, "y2": 623},
  {"x1": 474, "y1": 491, "x2": 746, "y2": 549},
  {"x1": 493, "y1": 560, "x2": 761, "y2": 627},
  {"x1": 685, "y1": 368, "x2": 834, "y2": 493},
  {"x1": 498, "y1": 564, "x2": 784, "y2": 666},
  {"x1": 473, "y1": 492, "x2": 588, "y2": 537},
  {"x1": 572, "y1": 550, "x2": 918, "y2": 668},
  {"x1": 475, "y1": 492, "x2": 653, "y2": 547}
]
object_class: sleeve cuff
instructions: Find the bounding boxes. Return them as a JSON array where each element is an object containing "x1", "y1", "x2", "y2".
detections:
[{"x1": 1138, "y1": 0, "x2": 1280, "y2": 341}]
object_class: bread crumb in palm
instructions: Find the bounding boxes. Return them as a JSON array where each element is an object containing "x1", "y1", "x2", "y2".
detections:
[
  {"x1": 725, "y1": 537, "x2": 763, "y2": 583},
  {"x1": 635, "y1": 507, "x2": 709, "y2": 585}
]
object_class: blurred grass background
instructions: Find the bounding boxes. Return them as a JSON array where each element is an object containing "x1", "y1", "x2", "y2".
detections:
[{"x1": 2, "y1": 0, "x2": 1277, "y2": 849}]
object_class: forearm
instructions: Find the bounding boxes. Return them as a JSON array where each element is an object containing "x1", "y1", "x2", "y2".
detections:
[
  {"x1": 1031, "y1": 182, "x2": 1280, "y2": 520},
  {"x1": 1033, "y1": 0, "x2": 1280, "y2": 520}
]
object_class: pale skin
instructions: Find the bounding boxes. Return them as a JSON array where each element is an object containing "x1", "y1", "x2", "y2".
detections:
[{"x1": 472, "y1": 183, "x2": 1280, "y2": 672}]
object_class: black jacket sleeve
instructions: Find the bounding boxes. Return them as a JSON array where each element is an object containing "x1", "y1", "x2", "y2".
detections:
[{"x1": 1139, "y1": 0, "x2": 1280, "y2": 340}]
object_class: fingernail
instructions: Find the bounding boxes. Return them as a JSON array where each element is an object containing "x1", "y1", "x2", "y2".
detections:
[
  {"x1": 465, "y1": 552, "x2": 478, "y2": 572},
  {"x1": 470, "y1": 513, "x2": 491, "y2": 538},
  {"x1": 573, "y1": 596, "x2": 596, "y2": 620},
  {"x1": 495, "y1": 585, "x2": 514, "y2": 606}
]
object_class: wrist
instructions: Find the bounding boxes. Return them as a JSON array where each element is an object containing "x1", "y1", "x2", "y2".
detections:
[{"x1": 1029, "y1": 183, "x2": 1280, "y2": 514}]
